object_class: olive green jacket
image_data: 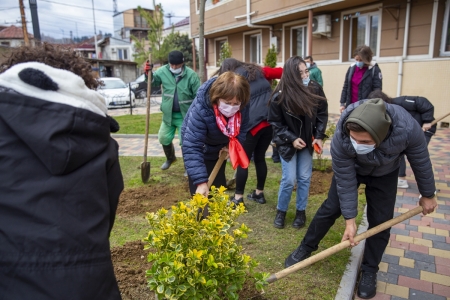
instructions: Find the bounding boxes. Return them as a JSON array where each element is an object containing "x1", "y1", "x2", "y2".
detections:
[{"x1": 147, "y1": 64, "x2": 200, "y2": 126}]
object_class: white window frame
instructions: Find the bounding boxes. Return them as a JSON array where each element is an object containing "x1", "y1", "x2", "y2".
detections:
[
  {"x1": 195, "y1": 0, "x2": 233, "y2": 13},
  {"x1": 214, "y1": 37, "x2": 228, "y2": 67},
  {"x1": 243, "y1": 29, "x2": 263, "y2": 65},
  {"x1": 249, "y1": 34, "x2": 262, "y2": 64},
  {"x1": 290, "y1": 25, "x2": 308, "y2": 58},
  {"x1": 440, "y1": 0, "x2": 450, "y2": 56},
  {"x1": 348, "y1": 11, "x2": 381, "y2": 60}
]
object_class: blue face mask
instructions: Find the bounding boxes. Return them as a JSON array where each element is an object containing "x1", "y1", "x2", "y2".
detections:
[
  {"x1": 350, "y1": 137, "x2": 375, "y2": 154},
  {"x1": 355, "y1": 61, "x2": 365, "y2": 68},
  {"x1": 302, "y1": 77, "x2": 310, "y2": 86}
]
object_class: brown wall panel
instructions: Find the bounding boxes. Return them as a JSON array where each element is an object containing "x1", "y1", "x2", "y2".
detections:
[{"x1": 408, "y1": 24, "x2": 431, "y2": 55}]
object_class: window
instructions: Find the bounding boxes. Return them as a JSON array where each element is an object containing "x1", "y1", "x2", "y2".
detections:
[
  {"x1": 215, "y1": 38, "x2": 227, "y2": 66},
  {"x1": 349, "y1": 12, "x2": 380, "y2": 58},
  {"x1": 291, "y1": 25, "x2": 307, "y2": 57},
  {"x1": 197, "y1": 0, "x2": 232, "y2": 11},
  {"x1": 249, "y1": 34, "x2": 261, "y2": 64},
  {"x1": 118, "y1": 49, "x2": 128, "y2": 60},
  {"x1": 1, "y1": 41, "x2": 10, "y2": 46},
  {"x1": 441, "y1": 1, "x2": 450, "y2": 55}
]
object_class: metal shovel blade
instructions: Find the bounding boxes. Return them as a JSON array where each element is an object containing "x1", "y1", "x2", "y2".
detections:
[{"x1": 141, "y1": 161, "x2": 150, "y2": 183}]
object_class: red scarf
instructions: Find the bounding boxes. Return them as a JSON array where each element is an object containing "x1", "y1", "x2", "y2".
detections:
[{"x1": 213, "y1": 105, "x2": 249, "y2": 169}]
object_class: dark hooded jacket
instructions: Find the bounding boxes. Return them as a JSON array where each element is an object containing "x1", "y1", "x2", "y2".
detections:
[
  {"x1": 182, "y1": 76, "x2": 249, "y2": 186},
  {"x1": 268, "y1": 80, "x2": 328, "y2": 162},
  {"x1": 0, "y1": 62, "x2": 123, "y2": 300},
  {"x1": 392, "y1": 96, "x2": 436, "y2": 137},
  {"x1": 340, "y1": 63, "x2": 382, "y2": 108},
  {"x1": 332, "y1": 99, "x2": 435, "y2": 220}
]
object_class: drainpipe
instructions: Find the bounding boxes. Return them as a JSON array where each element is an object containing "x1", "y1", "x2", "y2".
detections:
[
  {"x1": 246, "y1": 0, "x2": 272, "y2": 30},
  {"x1": 397, "y1": 0, "x2": 411, "y2": 97}
]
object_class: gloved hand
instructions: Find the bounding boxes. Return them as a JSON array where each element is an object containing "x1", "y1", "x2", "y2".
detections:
[{"x1": 144, "y1": 61, "x2": 153, "y2": 76}]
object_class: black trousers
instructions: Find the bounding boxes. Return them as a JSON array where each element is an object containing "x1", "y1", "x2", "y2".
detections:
[
  {"x1": 188, "y1": 158, "x2": 227, "y2": 195},
  {"x1": 300, "y1": 168, "x2": 399, "y2": 273},
  {"x1": 235, "y1": 126, "x2": 273, "y2": 194}
]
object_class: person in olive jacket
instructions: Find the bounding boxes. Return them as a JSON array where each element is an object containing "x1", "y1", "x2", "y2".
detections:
[
  {"x1": 339, "y1": 45, "x2": 382, "y2": 113},
  {"x1": 144, "y1": 51, "x2": 201, "y2": 171},
  {"x1": 268, "y1": 56, "x2": 328, "y2": 230}
]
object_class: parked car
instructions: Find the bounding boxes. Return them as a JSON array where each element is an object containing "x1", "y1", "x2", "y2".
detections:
[
  {"x1": 129, "y1": 74, "x2": 161, "y2": 99},
  {"x1": 98, "y1": 77, "x2": 135, "y2": 109}
]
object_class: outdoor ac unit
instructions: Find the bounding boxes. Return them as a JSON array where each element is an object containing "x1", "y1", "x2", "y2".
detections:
[{"x1": 312, "y1": 15, "x2": 331, "y2": 37}]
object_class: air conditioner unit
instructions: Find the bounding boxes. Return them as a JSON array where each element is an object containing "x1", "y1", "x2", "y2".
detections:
[{"x1": 312, "y1": 15, "x2": 331, "y2": 37}]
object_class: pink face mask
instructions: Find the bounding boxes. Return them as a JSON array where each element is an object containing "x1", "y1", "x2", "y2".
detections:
[{"x1": 218, "y1": 101, "x2": 240, "y2": 117}]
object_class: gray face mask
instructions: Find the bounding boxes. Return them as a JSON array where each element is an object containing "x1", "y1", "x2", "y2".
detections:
[{"x1": 170, "y1": 67, "x2": 182, "y2": 74}]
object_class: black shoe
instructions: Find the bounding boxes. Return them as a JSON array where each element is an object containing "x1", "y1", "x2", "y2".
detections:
[
  {"x1": 247, "y1": 190, "x2": 266, "y2": 204},
  {"x1": 273, "y1": 210, "x2": 286, "y2": 229},
  {"x1": 230, "y1": 196, "x2": 246, "y2": 209},
  {"x1": 357, "y1": 271, "x2": 377, "y2": 299},
  {"x1": 292, "y1": 210, "x2": 306, "y2": 229},
  {"x1": 272, "y1": 157, "x2": 280, "y2": 163},
  {"x1": 161, "y1": 143, "x2": 176, "y2": 170},
  {"x1": 284, "y1": 245, "x2": 311, "y2": 268}
]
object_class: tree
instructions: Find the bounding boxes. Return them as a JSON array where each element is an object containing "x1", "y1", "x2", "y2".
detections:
[
  {"x1": 198, "y1": 0, "x2": 206, "y2": 82},
  {"x1": 264, "y1": 44, "x2": 278, "y2": 90},
  {"x1": 216, "y1": 41, "x2": 232, "y2": 67},
  {"x1": 132, "y1": 1, "x2": 167, "y2": 66},
  {"x1": 162, "y1": 32, "x2": 199, "y2": 68}
]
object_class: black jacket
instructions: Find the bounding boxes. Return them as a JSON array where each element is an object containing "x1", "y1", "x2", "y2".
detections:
[
  {"x1": 392, "y1": 96, "x2": 436, "y2": 136},
  {"x1": 332, "y1": 100, "x2": 435, "y2": 219},
  {"x1": 268, "y1": 81, "x2": 328, "y2": 162},
  {"x1": 0, "y1": 62, "x2": 123, "y2": 300},
  {"x1": 340, "y1": 63, "x2": 382, "y2": 107}
]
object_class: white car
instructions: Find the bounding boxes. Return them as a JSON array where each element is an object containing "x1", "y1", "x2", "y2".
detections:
[{"x1": 98, "y1": 77, "x2": 136, "y2": 109}]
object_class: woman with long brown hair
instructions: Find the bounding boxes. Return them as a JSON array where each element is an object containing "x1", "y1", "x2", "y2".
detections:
[{"x1": 268, "y1": 56, "x2": 328, "y2": 229}]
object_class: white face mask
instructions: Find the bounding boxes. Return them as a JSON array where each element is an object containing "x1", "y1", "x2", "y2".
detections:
[
  {"x1": 306, "y1": 62, "x2": 311, "y2": 68},
  {"x1": 302, "y1": 77, "x2": 310, "y2": 86},
  {"x1": 218, "y1": 101, "x2": 240, "y2": 117},
  {"x1": 170, "y1": 67, "x2": 182, "y2": 74},
  {"x1": 350, "y1": 136, "x2": 375, "y2": 155}
]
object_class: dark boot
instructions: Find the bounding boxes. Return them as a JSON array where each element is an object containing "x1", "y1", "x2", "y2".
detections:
[
  {"x1": 273, "y1": 210, "x2": 286, "y2": 229},
  {"x1": 357, "y1": 271, "x2": 377, "y2": 299},
  {"x1": 292, "y1": 210, "x2": 306, "y2": 229},
  {"x1": 161, "y1": 143, "x2": 176, "y2": 170},
  {"x1": 284, "y1": 245, "x2": 311, "y2": 268}
]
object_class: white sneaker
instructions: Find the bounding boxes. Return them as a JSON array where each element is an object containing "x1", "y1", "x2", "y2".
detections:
[{"x1": 397, "y1": 179, "x2": 409, "y2": 188}]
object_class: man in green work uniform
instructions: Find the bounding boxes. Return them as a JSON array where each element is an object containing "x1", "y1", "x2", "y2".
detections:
[
  {"x1": 145, "y1": 51, "x2": 201, "y2": 171},
  {"x1": 305, "y1": 56, "x2": 323, "y2": 87}
]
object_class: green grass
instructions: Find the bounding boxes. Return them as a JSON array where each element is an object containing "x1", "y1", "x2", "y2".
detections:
[
  {"x1": 113, "y1": 113, "x2": 163, "y2": 135},
  {"x1": 111, "y1": 156, "x2": 367, "y2": 299}
]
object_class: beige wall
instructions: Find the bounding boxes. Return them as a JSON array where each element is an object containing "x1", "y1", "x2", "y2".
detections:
[{"x1": 123, "y1": 9, "x2": 134, "y2": 28}]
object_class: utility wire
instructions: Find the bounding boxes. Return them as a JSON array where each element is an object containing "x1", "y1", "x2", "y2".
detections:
[{"x1": 38, "y1": 0, "x2": 115, "y2": 13}]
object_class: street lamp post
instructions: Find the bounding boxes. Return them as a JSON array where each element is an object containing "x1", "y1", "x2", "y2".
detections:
[{"x1": 91, "y1": 0, "x2": 98, "y2": 59}]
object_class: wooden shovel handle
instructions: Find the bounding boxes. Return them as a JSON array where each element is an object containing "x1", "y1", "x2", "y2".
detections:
[
  {"x1": 143, "y1": 54, "x2": 152, "y2": 162},
  {"x1": 207, "y1": 151, "x2": 228, "y2": 188},
  {"x1": 267, "y1": 206, "x2": 424, "y2": 284},
  {"x1": 430, "y1": 112, "x2": 450, "y2": 126}
]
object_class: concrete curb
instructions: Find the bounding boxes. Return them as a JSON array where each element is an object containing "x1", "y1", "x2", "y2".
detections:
[{"x1": 335, "y1": 205, "x2": 368, "y2": 300}]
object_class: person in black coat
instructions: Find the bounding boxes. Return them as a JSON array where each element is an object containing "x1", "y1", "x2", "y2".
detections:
[
  {"x1": 268, "y1": 56, "x2": 328, "y2": 229},
  {"x1": 182, "y1": 71, "x2": 250, "y2": 197},
  {"x1": 340, "y1": 45, "x2": 382, "y2": 113},
  {"x1": 0, "y1": 43, "x2": 123, "y2": 299},
  {"x1": 368, "y1": 90, "x2": 436, "y2": 189}
]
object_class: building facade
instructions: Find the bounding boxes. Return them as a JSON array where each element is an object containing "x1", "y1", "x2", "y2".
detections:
[{"x1": 190, "y1": 0, "x2": 450, "y2": 121}]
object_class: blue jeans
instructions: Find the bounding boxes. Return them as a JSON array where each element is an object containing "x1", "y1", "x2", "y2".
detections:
[{"x1": 277, "y1": 149, "x2": 312, "y2": 212}]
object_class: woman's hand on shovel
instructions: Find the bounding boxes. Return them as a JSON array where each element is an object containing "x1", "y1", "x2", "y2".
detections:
[
  {"x1": 219, "y1": 147, "x2": 230, "y2": 160},
  {"x1": 342, "y1": 218, "x2": 359, "y2": 247}
]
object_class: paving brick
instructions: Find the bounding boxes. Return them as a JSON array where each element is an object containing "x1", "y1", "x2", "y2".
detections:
[
  {"x1": 435, "y1": 229, "x2": 449, "y2": 237},
  {"x1": 431, "y1": 222, "x2": 450, "y2": 230},
  {"x1": 433, "y1": 283, "x2": 450, "y2": 297},
  {"x1": 429, "y1": 248, "x2": 450, "y2": 259},
  {"x1": 383, "y1": 283, "x2": 409, "y2": 298},
  {"x1": 391, "y1": 227, "x2": 410, "y2": 236},
  {"x1": 409, "y1": 231, "x2": 423, "y2": 238},
  {"x1": 390, "y1": 233, "x2": 396, "y2": 241},
  {"x1": 399, "y1": 257, "x2": 414, "y2": 268},
  {"x1": 393, "y1": 223, "x2": 406, "y2": 230},
  {"x1": 422, "y1": 216, "x2": 434, "y2": 222},
  {"x1": 421, "y1": 271, "x2": 450, "y2": 286},
  {"x1": 413, "y1": 237, "x2": 433, "y2": 247},
  {"x1": 356, "y1": 292, "x2": 391, "y2": 300},
  {"x1": 409, "y1": 289, "x2": 447, "y2": 300},
  {"x1": 390, "y1": 296, "x2": 408, "y2": 300},
  {"x1": 390, "y1": 240, "x2": 409, "y2": 250},
  {"x1": 410, "y1": 219, "x2": 431, "y2": 226},
  {"x1": 437, "y1": 208, "x2": 450, "y2": 215},
  {"x1": 415, "y1": 261, "x2": 436, "y2": 272},
  {"x1": 396, "y1": 235, "x2": 414, "y2": 244},
  {"x1": 433, "y1": 241, "x2": 450, "y2": 251},
  {"x1": 409, "y1": 243, "x2": 429, "y2": 254},
  {"x1": 447, "y1": 236, "x2": 450, "y2": 243},
  {"x1": 402, "y1": 204, "x2": 418, "y2": 210},
  {"x1": 423, "y1": 233, "x2": 447, "y2": 243},
  {"x1": 404, "y1": 250, "x2": 435, "y2": 263},
  {"x1": 435, "y1": 256, "x2": 450, "y2": 266},
  {"x1": 436, "y1": 264, "x2": 450, "y2": 277},
  {"x1": 378, "y1": 271, "x2": 399, "y2": 284},
  {"x1": 434, "y1": 218, "x2": 450, "y2": 224},
  {"x1": 388, "y1": 264, "x2": 421, "y2": 279},
  {"x1": 382, "y1": 254, "x2": 400, "y2": 264},
  {"x1": 397, "y1": 275, "x2": 432, "y2": 293},
  {"x1": 384, "y1": 246, "x2": 405, "y2": 257},
  {"x1": 377, "y1": 280, "x2": 387, "y2": 293},
  {"x1": 405, "y1": 224, "x2": 418, "y2": 231},
  {"x1": 419, "y1": 225, "x2": 437, "y2": 234}
]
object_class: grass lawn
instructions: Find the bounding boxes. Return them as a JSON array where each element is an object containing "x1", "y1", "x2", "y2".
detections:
[
  {"x1": 113, "y1": 113, "x2": 163, "y2": 135},
  {"x1": 111, "y1": 156, "x2": 367, "y2": 300}
]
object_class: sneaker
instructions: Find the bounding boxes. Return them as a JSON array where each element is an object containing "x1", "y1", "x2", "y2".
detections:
[
  {"x1": 184, "y1": 170, "x2": 188, "y2": 177},
  {"x1": 397, "y1": 179, "x2": 409, "y2": 188},
  {"x1": 357, "y1": 271, "x2": 377, "y2": 299},
  {"x1": 230, "y1": 196, "x2": 246, "y2": 209},
  {"x1": 247, "y1": 190, "x2": 266, "y2": 204},
  {"x1": 284, "y1": 245, "x2": 311, "y2": 268}
]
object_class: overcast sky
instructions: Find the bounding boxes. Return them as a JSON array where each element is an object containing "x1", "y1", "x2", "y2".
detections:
[{"x1": 0, "y1": 0, "x2": 190, "y2": 40}]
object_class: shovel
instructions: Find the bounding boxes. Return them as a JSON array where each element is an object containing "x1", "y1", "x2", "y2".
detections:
[
  {"x1": 141, "y1": 53, "x2": 152, "y2": 183},
  {"x1": 430, "y1": 112, "x2": 450, "y2": 127},
  {"x1": 266, "y1": 206, "x2": 424, "y2": 284}
]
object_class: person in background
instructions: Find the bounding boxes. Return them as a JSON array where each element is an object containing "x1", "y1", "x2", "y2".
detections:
[
  {"x1": 368, "y1": 90, "x2": 436, "y2": 189},
  {"x1": 182, "y1": 71, "x2": 250, "y2": 197},
  {"x1": 145, "y1": 50, "x2": 200, "y2": 172},
  {"x1": 304, "y1": 55, "x2": 323, "y2": 87},
  {"x1": 339, "y1": 45, "x2": 382, "y2": 113},
  {"x1": 284, "y1": 99, "x2": 436, "y2": 300},
  {"x1": 268, "y1": 56, "x2": 328, "y2": 229},
  {"x1": 0, "y1": 43, "x2": 123, "y2": 299},
  {"x1": 214, "y1": 58, "x2": 273, "y2": 207}
]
